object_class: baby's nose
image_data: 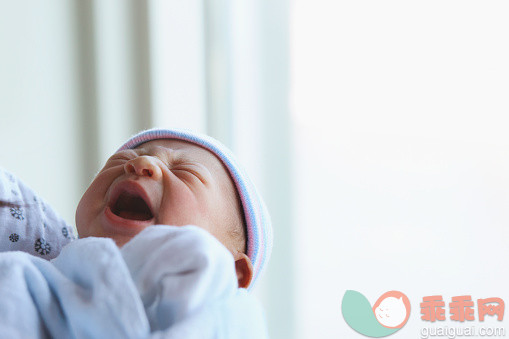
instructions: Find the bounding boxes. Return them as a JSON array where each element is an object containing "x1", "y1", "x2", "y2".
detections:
[{"x1": 124, "y1": 156, "x2": 163, "y2": 180}]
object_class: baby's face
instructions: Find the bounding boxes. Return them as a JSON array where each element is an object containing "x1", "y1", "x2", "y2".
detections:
[{"x1": 76, "y1": 139, "x2": 244, "y2": 255}]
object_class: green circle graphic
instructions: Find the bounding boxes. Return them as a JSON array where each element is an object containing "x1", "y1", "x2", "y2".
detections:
[{"x1": 341, "y1": 290, "x2": 403, "y2": 338}]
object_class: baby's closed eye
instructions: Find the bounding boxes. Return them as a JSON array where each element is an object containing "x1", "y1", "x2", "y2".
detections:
[{"x1": 171, "y1": 163, "x2": 210, "y2": 185}]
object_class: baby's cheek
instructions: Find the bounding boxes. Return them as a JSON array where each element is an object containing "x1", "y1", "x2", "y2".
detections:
[
  {"x1": 75, "y1": 194, "x2": 91, "y2": 229},
  {"x1": 158, "y1": 191, "x2": 205, "y2": 227},
  {"x1": 75, "y1": 199, "x2": 97, "y2": 237},
  {"x1": 76, "y1": 179, "x2": 109, "y2": 234}
]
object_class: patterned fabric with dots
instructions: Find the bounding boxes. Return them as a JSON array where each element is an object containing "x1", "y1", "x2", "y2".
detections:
[{"x1": 0, "y1": 167, "x2": 76, "y2": 259}]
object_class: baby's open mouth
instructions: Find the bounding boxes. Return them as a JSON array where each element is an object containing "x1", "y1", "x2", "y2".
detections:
[{"x1": 111, "y1": 191, "x2": 154, "y2": 221}]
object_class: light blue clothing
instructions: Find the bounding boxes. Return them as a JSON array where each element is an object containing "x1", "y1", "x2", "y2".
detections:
[
  {"x1": 0, "y1": 225, "x2": 269, "y2": 338},
  {"x1": 0, "y1": 167, "x2": 75, "y2": 259}
]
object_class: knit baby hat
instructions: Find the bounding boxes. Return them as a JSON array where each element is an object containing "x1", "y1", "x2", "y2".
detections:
[{"x1": 117, "y1": 128, "x2": 272, "y2": 289}]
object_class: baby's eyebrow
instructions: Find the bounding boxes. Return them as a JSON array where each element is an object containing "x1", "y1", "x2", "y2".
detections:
[{"x1": 138, "y1": 145, "x2": 182, "y2": 161}]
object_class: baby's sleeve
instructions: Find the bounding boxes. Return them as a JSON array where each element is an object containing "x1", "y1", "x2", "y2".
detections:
[
  {"x1": 0, "y1": 167, "x2": 76, "y2": 259},
  {"x1": 120, "y1": 225, "x2": 269, "y2": 338}
]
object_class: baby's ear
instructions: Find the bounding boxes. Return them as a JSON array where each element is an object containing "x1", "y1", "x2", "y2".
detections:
[{"x1": 234, "y1": 252, "x2": 253, "y2": 289}]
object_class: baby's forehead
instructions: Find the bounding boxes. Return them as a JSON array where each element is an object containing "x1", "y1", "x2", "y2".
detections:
[{"x1": 137, "y1": 139, "x2": 214, "y2": 163}]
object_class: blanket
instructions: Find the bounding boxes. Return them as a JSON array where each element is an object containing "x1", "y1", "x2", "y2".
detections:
[{"x1": 0, "y1": 225, "x2": 269, "y2": 338}]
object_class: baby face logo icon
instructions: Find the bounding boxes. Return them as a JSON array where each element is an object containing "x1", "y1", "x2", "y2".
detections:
[{"x1": 342, "y1": 290, "x2": 411, "y2": 337}]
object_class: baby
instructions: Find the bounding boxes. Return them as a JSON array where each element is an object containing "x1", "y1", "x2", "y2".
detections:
[
  {"x1": 0, "y1": 128, "x2": 272, "y2": 337},
  {"x1": 76, "y1": 128, "x2": 271, "y2": 289}
]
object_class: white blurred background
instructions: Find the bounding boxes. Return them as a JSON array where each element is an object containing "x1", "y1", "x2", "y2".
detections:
[{"x1": 1, "y1": 1, "x2": 509, "y2": 338}]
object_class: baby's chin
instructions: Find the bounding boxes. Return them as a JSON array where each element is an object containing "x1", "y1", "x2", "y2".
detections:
[
  {"x1": 111, "y1": 235, "x2": 133, "y2": 248},
  {"x1": 77, "y1": 220, "x2": 143, "y2": 248}
]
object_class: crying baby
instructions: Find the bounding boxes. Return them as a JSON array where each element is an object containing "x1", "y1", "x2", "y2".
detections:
[{"x1": 77, "y1": 128, "x2": 272, "y2": 289}]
